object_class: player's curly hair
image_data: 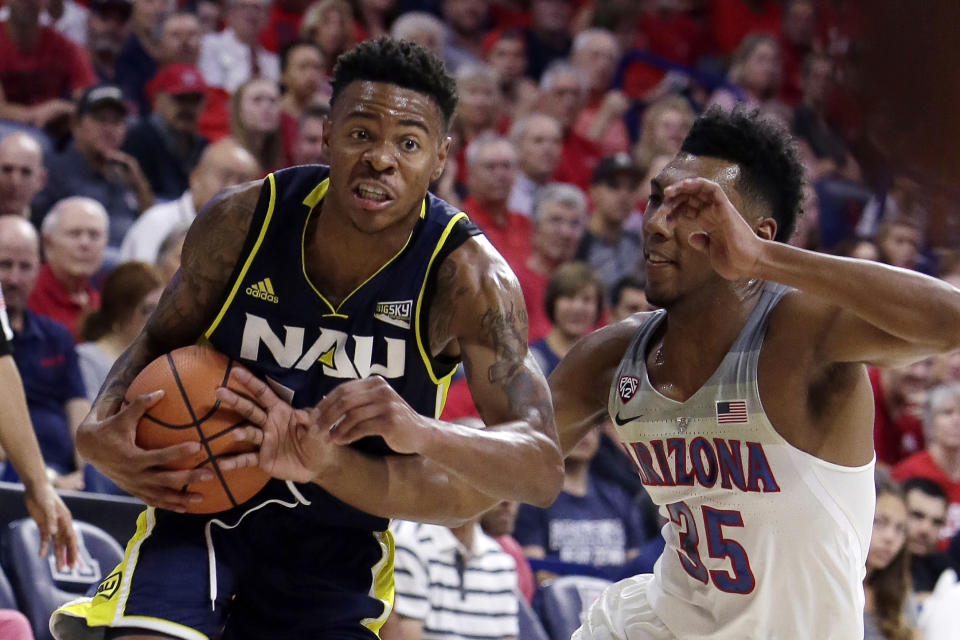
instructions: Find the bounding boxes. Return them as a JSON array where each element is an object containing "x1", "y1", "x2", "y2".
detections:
[
  {"x1": 330, "y1": 37, "x2": 458, "y2": 130},
  {"x1": 680, "y1": 107, "x2": 804, "y2": 242}
]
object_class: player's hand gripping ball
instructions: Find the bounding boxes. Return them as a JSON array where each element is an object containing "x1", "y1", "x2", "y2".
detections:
[{"x1": 125, "y1": 345, "x2": 270, "y2": 513}]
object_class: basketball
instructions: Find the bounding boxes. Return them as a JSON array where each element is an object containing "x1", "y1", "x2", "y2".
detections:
[{"x1": 125, "y1": 344, "x2": 270, "y2": 514}]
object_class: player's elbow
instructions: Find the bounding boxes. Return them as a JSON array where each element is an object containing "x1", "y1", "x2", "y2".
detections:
[{"x1": 524, "y1": 439, "x2": 564, "y2": 508}]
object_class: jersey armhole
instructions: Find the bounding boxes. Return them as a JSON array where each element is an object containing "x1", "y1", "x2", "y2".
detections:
[{"x1": 416, "y1": 214, "x2": 481, "y2": 381}]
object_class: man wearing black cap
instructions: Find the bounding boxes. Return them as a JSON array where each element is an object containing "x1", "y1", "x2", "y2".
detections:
[
  {"x1": 575, "y1": 152, "x2": 645, "y2": 299},
  {"x1": 123, "y1": 63, "x2": 209, "y2": 200},
  {"x1": 33, "y1": 84, "x2": 153, "y2": 248}
]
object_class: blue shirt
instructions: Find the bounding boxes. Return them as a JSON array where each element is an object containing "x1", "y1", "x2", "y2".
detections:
[
  {"x1": 529, "y1": 337, "x2": 561, "y2": 377},
  {"x1": 514, "y1": 474, "x2": 646, "y2": 568},
  {"x1": 4, "y1": 309, "x2": 86, "y2": 476}
]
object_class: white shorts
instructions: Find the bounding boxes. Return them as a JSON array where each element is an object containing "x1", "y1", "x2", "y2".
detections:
[{"x1": 572, "y1": 574, "x2": 674, "y2": 640}]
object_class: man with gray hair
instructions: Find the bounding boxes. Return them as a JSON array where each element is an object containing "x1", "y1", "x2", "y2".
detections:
[
  {"x1": 462, "y1": 133, "x2": 530, "y2": 270},
  {"x1": 28, "y1": 197, "x2": 108, "y2": 340},
  {"x1": 507, "y1": 112, "x2": 563, "y2": 217},
  {"x1": 0, "y1": 131, "x2": 47, "y2": 219},
  {"x1": 513, "y1": 182, "x2": 588, "y2": 340},
  {"x1": 390, "y1": 11, "x2": 446, "y2": 57},
  {"x1": 570, "y1": 28, "x2": 631, "y2": 155},
  {"x1": 537, "y1": 61, "x2": 603, "y2": 190}
]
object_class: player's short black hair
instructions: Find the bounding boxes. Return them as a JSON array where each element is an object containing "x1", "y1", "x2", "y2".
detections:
[
  {"x1": 902, "y1": 476, "x2": 948, "y2": 501},
  {"x1": 680, "y1": 107, "x2": 804, "y2": 242},
  {"x1": 330, "y1": 37, "x2": 458, "y2": 130}
]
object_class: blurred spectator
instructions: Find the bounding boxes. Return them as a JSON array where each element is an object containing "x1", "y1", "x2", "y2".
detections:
[
  {"x1": 124, "y1": 63, "x2": 209, "y2": 200},
  {"x1": 278, "y1": 40, "x2": 325, "y2": 159},
  {"x1": 875, "y1": 217, "x2": 923, "y2": 271},
  {"x1": 116, "y1": 0, "x2": 173, "y2": 115},
  {"x1": 871, "y1": 360, "x2": 932, "y2": 468},
  {"x1": 480, "y1": 500, "x2": 535, "y2": 604},
  {"x1": 529, "y1": 261, "x2": 603, "y2": 377},
  {"x1": 0, "y1": 216, "x2": 88, "y2": 488},
  {"x1": 513, "y1": 182, "x2": 587, "y2": 341},
  {"x1": 570, "y1": 28, "x2": 630, "y2": 155},
  {"x1": 892, "y1": 383, "x2": 960, "y2": 548},
  {"x1": 76, "y1": 261, "x2": 161, "y2": 400},
  {"x1": 706, "y1": 33, "x2": 783, "y2": 113},
  {"x1": 28, "y1": 197, "x2": 108, "y2": 339},
  {"x1": 608, "y1": 274, "x2": 653, "y2": 323},
  {"x1": 390, "y1": 11, "x2": 445, "y2": 57},
  {"x1": 452, "y1": 63, "x2": 503, "y2": 186},
  {"x1": 33, "y1": 85, "x2": 153, "y2": 247},
  {"x1": 230, "y1": 76, "x2": 283, "y2": 172},
  {"x1": 931, "y1": 349, "x2": 960, "y2": 387},
  {"x1": 0, "y1": 0, "x2": 95, "y2": 131},
  {"x1": 195, "y1": 0, "x2": 222, "y2": 35},
  {"x1": 0, "y1": 131, "x2": 46, "y2": 219},
  {"x1": 537, "y1": 61, "x2": 603, "y2": 190},
  {"x1": 299, "y1": 0, "x2": 354, "y2": 77},
  {"x1": 901, "y1": 477, "x2": 950, "y2": 600},
  {"x1": 157, "y1": 11, "x2": 202, "y2": 66},
  {"x1": 155, "y1": 225, "x2": 186, "y2": 282},
  {"x1": 506, "y1": 112, "x2": 562, "y2": 216},
  {"x1": 441, "y1": 0, "x2": 489, "y2": 73},
  {"x1": 778, "y1": 0, "x2": 819, "y2": 106},
  {"x1": 864, "y1": 476, "x2": 917, "y2": 640},
  {"x1": 0, "y1": 0, "x2": 89, "y2": 46},
  {"x1": 85, "y1": 0, "x2": 133, "y2": 83},
  {"x1": 259, "y1": 0, "x2": 312, "y2": 55},
  {"x1": 515, "y1": 422, "x2": 645, "y2": 584},
  {"x1": 483, "y1": 28, "x2": 538, "y2": 121},
  {"x1": 352, "y1": 0, "x2": 396, "y2": 42},
  {"x1": 291, "y1": 104, "x2": 328, "y2": 165},
  {"x1": 833, "y1": 238, "x2": 880, "y2": 262},
  {"x1": 391, "y1": 516, "x2": 519, "y2": 640},
  {"x1": 576, "y1": 153, "x2": 644, "y2": 297},
  {"x1": 523, "y1": 0, "x2": 573, "y2": 80},
  {"x1": 120, "y1": 137, "x2": 259, "y2": 262},
  {"x1": 461, "y1": 134, "x2": 529, "y2": 270},
  {"x1": 631, "y1": 95, "x2": 693, "y2": 169},
  {"x1": 200, "y1": 0, "x2": 278, "y2": 93},
  {"x1": 708, "y1": 0, "x2": 781, "y2": 57},
  {"x1": 792, "y1": 52, "x2": 860, "y2": 183}
]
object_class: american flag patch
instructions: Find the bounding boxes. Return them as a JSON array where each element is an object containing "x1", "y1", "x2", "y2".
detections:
[{"x1": 716, "y1": 400, "x2": 748, "y2": 424}]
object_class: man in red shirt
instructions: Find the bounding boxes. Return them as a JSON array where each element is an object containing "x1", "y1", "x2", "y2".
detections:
[
  {"x1": 28, "y1": 197, "x2": 108, "y2": 339},
  {"x1": 870, "y1": 361, "x2": 931, "y2": 468},
  {"x1": 536, "y1": 61, "x2": 603, "y2": 191},
  {"x1": 0, "y1": 0, "x2": 95, "y2": 128},
  {"x1": 462, "y1": 133, "x2": 531, "y2": 271}
]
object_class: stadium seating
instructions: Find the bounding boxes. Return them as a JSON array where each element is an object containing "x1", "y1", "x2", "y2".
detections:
[
  {"x1": 0, "y1": 562, "x2": 17, "y2": 610},
  {"x1": 518, "y1": 593, "x2": 551, "y2": 640},
  {"x1": 534, "y1": 575, "x2": 612, "y2": 640},
  {"x1": 2, "y1": 518, "x2": 123, "y2": 640}
]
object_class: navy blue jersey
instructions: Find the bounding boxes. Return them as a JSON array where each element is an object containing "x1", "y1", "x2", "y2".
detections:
[{"x1": 203, "y1": 165, "x2": 478, "y2": 525}]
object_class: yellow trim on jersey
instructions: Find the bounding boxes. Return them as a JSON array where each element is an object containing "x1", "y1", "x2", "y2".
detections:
[
  {"x1": 361, "y1": 528, "x2": 396, "y2": 636},
  {"x1": 300, "y1": 180, "x2": 425, "y2": 316},
  {"x1": 414, "y1": 211, "x2": 468, "y2": 384},
  {"x1": 434, "y1": 368, "x2": 455, "y2": 419},
  {"x1": 203, "y1": 174, "x2": 278, "y2": 339},
  {"x1": 51, "y1": 508, "x2": 211, "y2": 640}
]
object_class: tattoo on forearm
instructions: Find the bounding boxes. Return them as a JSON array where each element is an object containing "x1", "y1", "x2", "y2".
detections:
[{"x1": 480, "y1": 302, "x2": 528, "y2": 385}]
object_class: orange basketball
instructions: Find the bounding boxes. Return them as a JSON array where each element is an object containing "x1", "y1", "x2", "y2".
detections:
[{"x1": 126, "y1": 344, "x2": 270, "y2": 514}]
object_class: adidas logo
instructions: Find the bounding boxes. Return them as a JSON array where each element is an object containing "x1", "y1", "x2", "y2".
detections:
[{"x1": 246, "y1": 278, "x2": 278, "y2": 303}]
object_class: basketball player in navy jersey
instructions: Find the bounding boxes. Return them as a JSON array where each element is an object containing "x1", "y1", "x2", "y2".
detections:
[
  {"x1": 52, "y1": 39, "x2": 562, "y2": 640},
  {"x1": 549, "y1": 108, "x2": 960, "y2": 639}
]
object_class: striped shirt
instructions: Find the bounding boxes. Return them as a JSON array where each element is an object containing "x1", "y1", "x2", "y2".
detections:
[{"x1": 392, "y1": 521, "x2": 519, "y2": 640}]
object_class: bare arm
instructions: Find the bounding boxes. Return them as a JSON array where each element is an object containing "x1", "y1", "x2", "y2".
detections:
[{"x1": 75, "y1": 181, "x2": 263, "y2": 510}]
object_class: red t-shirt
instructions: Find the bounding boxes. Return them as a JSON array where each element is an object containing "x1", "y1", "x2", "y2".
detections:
[
  {"x1": 512, "y1": 259, "x2": 551, "y2": 342},
  {"x1": 891, "y1": 450, "x2": 960, "y2": 547},
  {"x1": 0, "y1": 22, "x2": 95, "y2": 105},
  {"x1": 259, "y1": 3, "x2": 304, "y2": 53},
  {"x1": 496, "y1": 534, "x2": 536, "y2": 603},
  {"x1": 553, "y1": 130, "x2": 603, "y2": 192},
  {"x1": 440, "y1": 376, "x2": 480, "y2": 421},
  {"x1": 462, "y1": 196, "x2": 531, "y2": 271},
  {"x1": 870, "y1": 367, "x2": 925, "y2": 467},
  {"x1": 708, "y1": 0, "x2": 781, "y2": 55},
  {"x1": 27, "y1": 264, "x2": 100, "y2": 341}
]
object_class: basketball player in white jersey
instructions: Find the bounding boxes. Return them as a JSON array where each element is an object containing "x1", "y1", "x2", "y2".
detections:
[{"x1": 550, "y1": 108, "x2": 960, "y2": 639}]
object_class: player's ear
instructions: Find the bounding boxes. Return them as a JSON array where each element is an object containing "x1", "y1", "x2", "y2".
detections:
[
  {"x1": 321, "y1": 116, "x2": 331, "y2": 154},
  {"x1": 755, "y1": 217, "x2": 777, "y2": 241},
  {"x1": 433, "y1": 136, "x2": 452, "y2": 182}
]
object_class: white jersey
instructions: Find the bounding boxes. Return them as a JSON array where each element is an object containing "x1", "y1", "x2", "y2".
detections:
[{"x1": 608, "y1": 283, "x2": 875, "y2": 639}]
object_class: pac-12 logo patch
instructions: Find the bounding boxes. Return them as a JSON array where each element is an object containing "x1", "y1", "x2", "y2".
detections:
[{"x1": 618, "y1": 375, "x2": 640, "y2": 402}]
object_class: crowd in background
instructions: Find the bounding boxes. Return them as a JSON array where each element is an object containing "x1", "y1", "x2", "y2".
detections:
[{"x1": 1, "y1": 0, "x2": 960, "y2": 638}]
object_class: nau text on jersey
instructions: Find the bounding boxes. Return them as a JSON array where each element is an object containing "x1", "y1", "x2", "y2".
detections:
[
  {"x1": 620, "y1": 437, "x2": 780, "y2": 493},
  {"x1": 240, "y1": 312, "x2": 405, "y2": 378}
]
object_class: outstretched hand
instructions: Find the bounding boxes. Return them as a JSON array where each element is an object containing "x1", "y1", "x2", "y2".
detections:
[{"x1": 664, "y1": 177, "x2": 768, "y2": 281}]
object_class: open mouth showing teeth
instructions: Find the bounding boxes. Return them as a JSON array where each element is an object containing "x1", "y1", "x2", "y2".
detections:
[{"x1": 355, "y1": 184, "x2": 391, "y2": 202}]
